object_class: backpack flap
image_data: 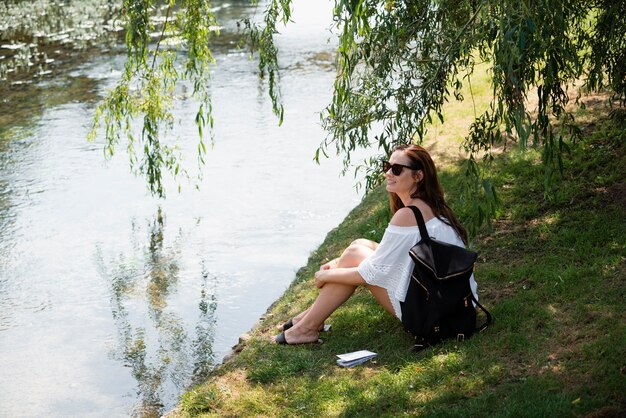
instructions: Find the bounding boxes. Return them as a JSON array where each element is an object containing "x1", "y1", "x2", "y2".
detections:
[{"x1": 409, "y1": 239, "x2": 477, "y2": 280}]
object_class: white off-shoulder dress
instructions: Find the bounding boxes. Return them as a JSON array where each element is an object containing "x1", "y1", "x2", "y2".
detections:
[{"x1": 357, "y1": 217, "x2": 478, "y2": 320}]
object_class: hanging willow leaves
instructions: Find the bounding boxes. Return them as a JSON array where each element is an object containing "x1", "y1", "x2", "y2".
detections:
[
  {"x1": 88, "y1": 0, "x2": 293, "y2": 197},
  {"x1": 89, "y1": 0, "x2": 220, "y2": 197},
  {"x1": 297, "y1": 0, "x2": 624, "y2": 235},
  {"x1": 89, "y1": 0, "x2": 624, "y2": 233}
]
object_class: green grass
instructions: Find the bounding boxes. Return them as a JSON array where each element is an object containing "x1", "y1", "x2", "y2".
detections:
[{"x1": 172, "y1": 87, "x2": 626, "y2": 417}]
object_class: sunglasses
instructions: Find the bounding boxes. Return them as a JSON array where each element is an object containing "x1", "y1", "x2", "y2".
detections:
[{"x1": 382, "y1": 160, "x2": 421, "y2": 176}]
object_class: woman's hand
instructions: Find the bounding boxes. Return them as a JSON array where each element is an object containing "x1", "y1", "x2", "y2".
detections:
[
  {"x1": 314, "y1": 270, "x2": 328, "y2": 288},
  {"x1": 314, "y1": 267, "x2": 365, "y2": 288},
  {"x1": 320, "y1": 258, "x2": 338, "y2": 271}
]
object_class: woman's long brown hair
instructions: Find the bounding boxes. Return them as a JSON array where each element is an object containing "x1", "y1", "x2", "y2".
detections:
[{"x1": 388, "y1": 144, "x2": 468, "y2": 244}]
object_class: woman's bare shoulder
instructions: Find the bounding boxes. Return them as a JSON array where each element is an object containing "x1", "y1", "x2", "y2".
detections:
[{"x1": 390, "y1": 207, "x2": 418, "y2": 227}]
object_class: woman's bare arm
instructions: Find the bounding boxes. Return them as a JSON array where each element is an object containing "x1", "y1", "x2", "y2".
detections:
[{"x1": 314, "y1": 267, "x2": 366, "y2": 288}]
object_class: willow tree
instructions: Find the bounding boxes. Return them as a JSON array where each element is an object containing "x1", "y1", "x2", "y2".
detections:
[{"x1": 92, "y1": 0, "x2": 625, "y2": 233}]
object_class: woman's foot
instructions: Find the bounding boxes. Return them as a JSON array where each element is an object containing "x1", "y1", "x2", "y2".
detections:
[
  {"x1": 277, "y1": 318, "x2": 327, "y2": 332},
  {"x1": 276, "y1": 308, "x2": 310, "y2": 332},
  {"x1": 273, "y1": 325, "x2": 322, "y2": 345},
  {"x1": 277, "y1": 318, "x2": 294, "y2": 331},
  {"x1": 273, "y1": 331, "x2": 323, "y2": 345}
]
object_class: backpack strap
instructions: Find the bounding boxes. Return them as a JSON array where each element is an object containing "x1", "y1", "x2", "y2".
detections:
[
  {"x1": 407, "y1": 205, "x2": 430, "y2": 240},
  {"x1": 469, "y1": 292, "x2": 493, "y2": 332}
]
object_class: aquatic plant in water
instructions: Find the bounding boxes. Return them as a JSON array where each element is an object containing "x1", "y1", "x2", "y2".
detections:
[{"x1": 0, "y1": 0, "x2": 123, "y2": 82}]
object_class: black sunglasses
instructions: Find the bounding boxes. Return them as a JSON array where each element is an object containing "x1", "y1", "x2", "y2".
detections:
[{"x1": 382, "y1": 160, "x2": 421, "y2": 176}]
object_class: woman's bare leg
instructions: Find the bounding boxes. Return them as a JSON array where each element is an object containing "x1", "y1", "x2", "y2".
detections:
[
  {"x1": 289, "y1": 283, "x2": 384, "y2": 325},
  {"x1": 366, "y1": 285, "x2": 396, "y2": 317},
  {"x1": 278, "y1": 283, "x2": 357, "y2": 343},
  {"x1": 278, "y1": 241, "x2": 376, "y2": 329},
  {"x1": 276, "y1": 307, "x2": 313, "y2": 331},
  {"x1": 277, "y1": 284, "x2": 397, "y2": 343},
  {"x1": 275, "y1": 242, "x2": 376, "y2": 343}
]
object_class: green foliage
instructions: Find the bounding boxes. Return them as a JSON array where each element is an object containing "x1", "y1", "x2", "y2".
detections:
[
  {"x1": 179, "y1": 385, "x2": 224, "y2": 415},
  {"x1": 586, "y1": 1, "x2": 626, "y2": 104},
  {"x1": 89, "y1": 0, "x2": 218, "y2": 197},
  {"x1": 298, "y1": 0, "x2": 624, "y2": 235},
  {"x1": 86, "y1": 0, "x2": 294, "y2": 197},
  {"x1": 242, "y1": 0, "x2": 292, "y2": 126},
  {"x1": 88, "y1": 0, "x2": 624, "y2": 227}
]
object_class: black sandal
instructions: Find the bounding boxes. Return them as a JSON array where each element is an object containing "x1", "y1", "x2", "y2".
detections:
[
  {"x1": 274, "y1": 332, "x2": 323, "y2": 345},
  {"x1": 279, "y1": 319, "x2": 330, "y2": 332},
  {"x1": 281, "y1": 319, "x2": 294, "y2": 331}
]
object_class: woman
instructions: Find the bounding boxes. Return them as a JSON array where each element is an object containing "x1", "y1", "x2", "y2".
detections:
[{"x1": 273, "y1": 144, "x2": 477, "y2": 345}]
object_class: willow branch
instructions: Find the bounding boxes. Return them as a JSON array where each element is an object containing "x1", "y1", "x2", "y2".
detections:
[{"x1": 151, "y1": 4, "x2": 172, "y2": 71}]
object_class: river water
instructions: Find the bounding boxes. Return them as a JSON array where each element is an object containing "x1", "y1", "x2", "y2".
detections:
[{"x1": 0, "y1": 1, "x2": 367, "y2": 416}]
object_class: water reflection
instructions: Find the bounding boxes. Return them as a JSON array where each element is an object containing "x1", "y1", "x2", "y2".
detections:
[
  {"x1": 191, "y1": 264, "x2": 218, "y2": 385},
  {"x1": 0, "y1": 123, "x2": 39, "y2": 288},
  {"x1": 95, "y1": 208, "x2": 217, "y2": 417},
  {"x1": 0, "y1": 74, "x2": 104, "y2": 140}
]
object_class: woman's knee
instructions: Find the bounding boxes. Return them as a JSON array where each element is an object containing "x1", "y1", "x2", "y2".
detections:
[
  {"x1": 350, "y1": 238, "x2": 378, "y2": 250},
  {"x1": 337, "y1": 244, "x2": 374, "y2": 267},
  {"x1": 340, "y1": 243, "x2": 373, "y2": 264}
]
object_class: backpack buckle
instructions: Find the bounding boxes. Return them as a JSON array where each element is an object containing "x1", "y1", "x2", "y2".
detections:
[
  {"x1": 456, "y1": 333, "x2": 465, "y2": 342},
  {"x1": 412, "y1": 343, "x2": 427, "y2": 352},
  {"x1": 412, "y1": 337, "x2": 428, "y2": 352}
]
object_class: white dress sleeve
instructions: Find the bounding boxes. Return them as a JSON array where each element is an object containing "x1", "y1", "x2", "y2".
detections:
[{"x1": 357, "y1": 224, "x2": 420, "y2": 318}]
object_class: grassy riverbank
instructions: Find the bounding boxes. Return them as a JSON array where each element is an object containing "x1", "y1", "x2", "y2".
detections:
[{"x1": 174, "y1": 81, "x2": 625, "y2": 416}]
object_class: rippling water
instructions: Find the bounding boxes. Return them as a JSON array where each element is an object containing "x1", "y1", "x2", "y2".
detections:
[{"x1": 0, "y1": 1, "x2": 367, "y2": 416}]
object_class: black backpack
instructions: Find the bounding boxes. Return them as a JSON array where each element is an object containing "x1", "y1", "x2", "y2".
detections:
[{"x1": 400, "y1": 206, "x2": 492, "y2": 351}]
